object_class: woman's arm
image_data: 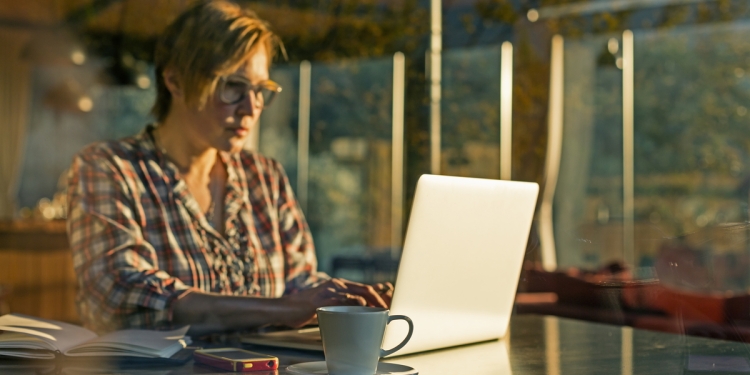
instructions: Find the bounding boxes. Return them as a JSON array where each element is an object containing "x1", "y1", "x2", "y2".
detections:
[
  {"x1": 68, "y1": 148, "x2": 201, "y2": 332},
  {"x1": 171, "y1": 292, "x2": 297, "y2": 336},
  {"x1": 173, "y1": 278, "x2": 389, "y2": 336}
]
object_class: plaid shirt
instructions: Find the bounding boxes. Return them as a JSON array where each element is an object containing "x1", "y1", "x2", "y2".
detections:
[{"x1": 67, "y1": 126, "x2": 327, "y2": 333}]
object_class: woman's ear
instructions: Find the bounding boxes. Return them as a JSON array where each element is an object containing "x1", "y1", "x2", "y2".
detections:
[{"x1": 163, "y1": 68, "x2": 183, "y2": 99}]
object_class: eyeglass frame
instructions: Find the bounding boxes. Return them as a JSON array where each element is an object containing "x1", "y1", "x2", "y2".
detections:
[{"x1": 216, "y1": 75, "x2": 282, "y2": 107}]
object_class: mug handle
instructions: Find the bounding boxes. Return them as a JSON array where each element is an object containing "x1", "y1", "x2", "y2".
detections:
[{"x1": 380, "y1": 315, "x2": 414, "y2": 357}]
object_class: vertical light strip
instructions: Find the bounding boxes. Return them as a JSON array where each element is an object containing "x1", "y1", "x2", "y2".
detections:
[
  {"x1": 540, "y1": 35, "x2": 564, "y2": 272},
  {"x1": 391, "y1": 52, "x2": 406, "y2": 258},
  {"x1": 500, "y1": 41, "x2": 514, "y2": 180},
  {"x1": 544, "y1": 316, "x2": 561, "y2": 375},
  {"x1": 622, "y1": 326, "x2": 634, "y2": 375},
  {"x1": 429, "y1": 0, "x2": 442, "y2": 175},
  {"x1": 622, "y1": 30, "x2": 635, "y2": 268},
  {"x1": 297, "y1": 60, "x2": 311, "y2": 213}
]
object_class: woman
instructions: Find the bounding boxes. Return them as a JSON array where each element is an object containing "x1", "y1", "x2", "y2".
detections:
[{"x1": 67, "y1": 0, "x2": 390, "y2": 335}]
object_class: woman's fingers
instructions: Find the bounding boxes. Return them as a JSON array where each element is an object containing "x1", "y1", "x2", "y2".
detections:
[
  {"x1": 374, "y1": 282, "x2": 394, "y2": 307},
  {"x1": 343, "y1": 293, "x2": 367, "y2": 306},
  {"x1": 324, "y1": 279, "x2": 388, "y2": 308},
  {"x1": 373, "y1": 282, "x2": 394, "y2": 295},
  {"x1": 382, "y1": 282, "x2": 394, "y2": 293},
  {"x1": 340, "y1": 281, "x2": 388, "y2": 308},
  {"x1": 320, "y1": 292, "x2": 366, "y2": 307}
]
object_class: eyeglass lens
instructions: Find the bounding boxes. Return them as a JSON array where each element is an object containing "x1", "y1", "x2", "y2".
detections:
[{"x1": 220, "y1": 80, "x2": 277, "y2": 106}]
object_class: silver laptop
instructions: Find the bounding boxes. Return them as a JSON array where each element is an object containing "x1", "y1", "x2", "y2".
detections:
[{"x1": 242, "y1": 174, "x2": 539, "y2": 357}]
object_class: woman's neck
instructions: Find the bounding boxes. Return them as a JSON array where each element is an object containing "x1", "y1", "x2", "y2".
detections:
[{"x1": 156, "y1": 114, "x2": 217, "y2": 180}]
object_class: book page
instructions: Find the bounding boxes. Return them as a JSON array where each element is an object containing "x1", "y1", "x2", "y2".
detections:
[
  {"x1": 0, "y1": 348, "x2": 56, "y2": 360},
  {"x1": 65, "y1": 326, "x2": 190, "y2": 358},
  {"x1": 0, "y1": 314, "x2": 97, "y2": 353},
  {"x1": 0, "y1": 332, "x2": 57, "y2": 351}
]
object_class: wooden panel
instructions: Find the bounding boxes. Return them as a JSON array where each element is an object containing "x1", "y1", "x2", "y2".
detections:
[
  {"x1": 0, "y1": 220, "x2": 68, "y2": 251},
  {"x1": 0, "y1": 220, "x2": 78, "y2": 323},
  {"x1": 0, "y1": 249, "x2": 79, "y2": 323}
]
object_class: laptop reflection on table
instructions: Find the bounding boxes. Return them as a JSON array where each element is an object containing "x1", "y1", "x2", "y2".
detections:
[
  {"x1": 241, "y1": 174, "x2": 539, "y2": 357},
  {"x1": 384, "y1": 339, "x2": 512, "y2": 375}
]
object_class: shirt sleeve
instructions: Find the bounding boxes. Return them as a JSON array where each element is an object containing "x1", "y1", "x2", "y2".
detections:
[
  {"x1": 66, "y1": 148, "x2": 194, "y2": 333},
  {"x1": 273, "y1": 161, "x2": 330, "y2": 293}
]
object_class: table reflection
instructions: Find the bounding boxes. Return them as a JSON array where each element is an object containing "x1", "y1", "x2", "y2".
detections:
[
  {"x1": 3, "y1": 315, "x2": 750, "y2": 374},
  {"x1": 385, "y1": 338, "x2": 512, "y2": 375},
  {"x1": 510, "y1": 315, "x2": 750, "y2": 375}
]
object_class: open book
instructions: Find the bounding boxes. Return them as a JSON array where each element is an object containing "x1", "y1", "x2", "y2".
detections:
[{"x1": 0, "y1": 314, "x2": 191, "y2": 360}]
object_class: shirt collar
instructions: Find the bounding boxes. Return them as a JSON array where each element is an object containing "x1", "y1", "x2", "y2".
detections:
[{"x1": 137, "y1": 124, "x2": 248, "y2": 228}]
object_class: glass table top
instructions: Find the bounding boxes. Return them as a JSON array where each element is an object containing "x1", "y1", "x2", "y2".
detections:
[{"x1": 3, "y1": 314, "x2": 750, "y2": 374}]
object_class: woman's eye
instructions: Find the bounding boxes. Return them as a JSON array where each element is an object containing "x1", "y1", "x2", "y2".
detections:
[{"x1": 226, "y1": 81, "x2": 248, "y2": 91}]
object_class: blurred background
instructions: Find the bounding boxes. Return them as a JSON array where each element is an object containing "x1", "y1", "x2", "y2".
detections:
[{"x1": 3, "y1": 0, "x2": 750, "y2": 341}]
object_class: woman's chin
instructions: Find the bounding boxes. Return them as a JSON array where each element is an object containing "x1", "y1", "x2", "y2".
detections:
[
  {"x1": 210, "y1": 132, "x2": 248, "y2": 153},
  {"x1": 226, "y1": 138, "x2": 248, "y2": 154}
]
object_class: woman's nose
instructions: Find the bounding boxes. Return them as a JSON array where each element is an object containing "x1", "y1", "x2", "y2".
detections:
[{"x1": 236, "y1": 92, "x2": 260, "y2": 116}]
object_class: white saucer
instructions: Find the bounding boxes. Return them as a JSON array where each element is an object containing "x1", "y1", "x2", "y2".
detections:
[{"x1": 286, "y1": 361, "x2": 418, "y2": 375}]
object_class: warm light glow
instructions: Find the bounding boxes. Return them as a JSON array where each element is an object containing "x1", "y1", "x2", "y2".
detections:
[
  {"x1": 42, "y1": 206, "x2": 56, "y2": 220},
  {"x1": 78, "y1": 96, "x2": 93, "y2": 112},
  {"x1": 136, "y1": 75, "x2": 151, "y2": 89},
  {"x1": 297, "y1": 60, "x2": 312, "y2": 212},
  {"x1": 500, "y1": 42, "x2": 513, "y2": 181},
  {"x1": 527, "y1": 9, "x2": 539, "y2": 22},
  {"x1": 616, "y1": 57, "x2": 624, "y2": 70},
  {"x1": 392, "y1": 51, "x2": 405, "y2": 255},
  {"x1": 70, "y1": 50, "x2": 86, "y2": 65},
  {"x1": 608, "y1": 38, "x2": 619, "y2": 55},
  {"x1": 540, "y1": 35, "x2": 564, "y2": 272},
  {"x1": 622, "y1": 29, "x2": 635, "y2": 267}
]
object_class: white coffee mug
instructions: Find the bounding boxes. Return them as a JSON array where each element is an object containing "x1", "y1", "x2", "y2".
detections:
[{"x1": 317, "y1": 306, "x2": 413, "y2": 375}]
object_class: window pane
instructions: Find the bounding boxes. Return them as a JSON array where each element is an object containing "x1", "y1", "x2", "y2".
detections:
[
  {"x1": 307, "y1": 57, "x2": 394, "y2": 279},
  {"x1": 634, "y1": 24, "x2": 750, "y2": 290},
  {"x1": 18, "y1": 66, "x2": 155, "y2": 209},
  {"x1": 258, "y1": 65, "x2": 300, "y2": 190},
  {"x1": 554, "y1": 34, "x2": 624, "y2": 270},
  {"x1": 441, "y1": 46, "x2": 501, "y2": 179}
]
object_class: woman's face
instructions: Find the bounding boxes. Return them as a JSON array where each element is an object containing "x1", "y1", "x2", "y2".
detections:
[{"x1": 188, "y1": 47, "x2": 269, "y2": 154}]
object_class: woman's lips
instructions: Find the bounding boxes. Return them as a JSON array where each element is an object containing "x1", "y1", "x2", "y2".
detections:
[{"x1": 227, "y1": 127, "x2": 249, "y2": 137}]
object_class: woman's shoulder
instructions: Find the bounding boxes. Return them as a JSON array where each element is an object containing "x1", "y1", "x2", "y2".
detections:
[
  {"x1": 74, "y1": 131, "x2": 153, "y2": 166},
  {"x1": 73, "y1": 131, "x2": 153, "y2": 175}
]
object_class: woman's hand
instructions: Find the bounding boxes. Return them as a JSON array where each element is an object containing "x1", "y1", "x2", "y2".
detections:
[
  {"x1": 282, "y1": 278, "x2": 389, "y2": 328},
  {"x1": 371, "y1": 282, "x2": 394, "y2": 307},
  {"x1": 172, "y1": 279, "x2": 397, "y2": 335}
]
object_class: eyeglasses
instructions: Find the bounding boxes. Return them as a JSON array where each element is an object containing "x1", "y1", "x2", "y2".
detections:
[{"x1": 217, "y1": 75, "x2": 282, "y2": 107}]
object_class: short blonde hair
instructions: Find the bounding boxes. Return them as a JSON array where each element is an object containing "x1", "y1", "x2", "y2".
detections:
[{"x1": 151, "y1": 0, "x2": 282, "y2": 121}]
